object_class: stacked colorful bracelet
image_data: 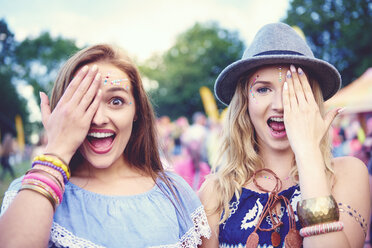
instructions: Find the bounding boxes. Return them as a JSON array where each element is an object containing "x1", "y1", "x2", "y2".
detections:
[
  {"x1": 297, "y1": 195, "x2": 344, "y2": 237},
  {"x1": 19, "y1": 154, "x2": 70, "y2": 211},
  {"x1": 32, "y1": 154, "x2": 70, "y2": 183}
]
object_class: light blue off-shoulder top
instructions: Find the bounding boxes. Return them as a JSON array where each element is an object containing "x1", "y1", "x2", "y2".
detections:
[{"x1": 1, "y1": 171, "x2": 211, "y2": 248}]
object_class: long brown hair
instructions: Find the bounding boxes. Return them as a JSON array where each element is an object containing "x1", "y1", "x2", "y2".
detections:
[{"x1": 50, "y1": 44, "x2": 173, "y2": 187}]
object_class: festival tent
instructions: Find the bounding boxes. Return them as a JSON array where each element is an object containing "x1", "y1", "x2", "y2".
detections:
[
  {"x1": 326, "y1": 68, "x2": 372, "y2": 144},
  {"x1": 325, "y1": 68, "x2": 372, "y2": 114}
]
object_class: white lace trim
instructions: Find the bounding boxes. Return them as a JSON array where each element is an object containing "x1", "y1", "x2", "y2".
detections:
[
  {"x1": 150, "y1": 205, "x2": 211, "y2": 248},
  {"x1": 0, "y1": 190, "x2": 17, "y2": 215},
  {"x1": 1, "y1": 190, "x2": 211, "y2": 248},
  {"x1": 49, "y1": 222, "x2": 105, "y2": 248}
]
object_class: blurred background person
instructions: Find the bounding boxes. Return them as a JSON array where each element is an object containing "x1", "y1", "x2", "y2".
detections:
[
  {"x1": 0, "y1": 133, "x2": 16, "y2": 180},
  {"x1": 174, "y1": 123, "x2": 210, "y2": 191},
  {"x1": 31, "y1": 131, "x2": 48, "y2": 158}
]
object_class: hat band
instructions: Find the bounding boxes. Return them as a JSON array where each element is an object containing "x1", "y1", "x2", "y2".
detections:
[{"x1": 254, "y1": 50, "x2": 304, "y2": 56}]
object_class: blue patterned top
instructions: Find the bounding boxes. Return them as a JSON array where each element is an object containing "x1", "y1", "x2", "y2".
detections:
[
  {"x1": 219, "y1": 185, "x2": 302, "y2": 248},
  {"x1": 1, "y1": 172, "x2": 211, "y2": 248}
]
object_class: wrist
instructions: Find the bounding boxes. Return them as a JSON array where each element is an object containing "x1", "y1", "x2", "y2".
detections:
[
  {"x1": 43, "y1": 147, "x2": 73, "y2": 165},
  {"x1": 294, "y1": 146, "x2": 322, "y2": 161}
]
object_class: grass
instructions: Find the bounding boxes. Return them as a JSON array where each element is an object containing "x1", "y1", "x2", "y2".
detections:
[{"x1": 0, "y1": 160, "x2": 31, "y2": 207}]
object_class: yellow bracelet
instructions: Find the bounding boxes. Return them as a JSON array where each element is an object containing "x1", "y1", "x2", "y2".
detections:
[
  {"x1": 33, "y1": 154, "x2": 70, "y2": 179},
  {"x1": 297, "y1": 195, "x2": 339, "y2": 227}
]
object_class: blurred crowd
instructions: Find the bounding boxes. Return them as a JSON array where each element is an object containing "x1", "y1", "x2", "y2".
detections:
[
  {"x1": 331, "y1": 113, "x2": 372, "y2": 169},
  {"x1": 156, "y1": 112, "x2": 222, "y2": 191},
  {"x1": 2, "y1": 111, "x2": 372, "y2": 192}
]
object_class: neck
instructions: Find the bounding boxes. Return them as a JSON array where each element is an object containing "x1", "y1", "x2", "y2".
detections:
[
  {"x1": 73, "y1": 156, "x2": 145, "y2": 182},
  {"x1": 259, "y1": 146, "x2": 295, "y2": 179}
]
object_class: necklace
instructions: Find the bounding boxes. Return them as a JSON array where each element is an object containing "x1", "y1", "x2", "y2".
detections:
[
  {"x1": 260, "y1": 175, "x2": 291, "y2": 181},
  {"x1": 246, "y1": 169, "x2": 302, "y2": 248}
]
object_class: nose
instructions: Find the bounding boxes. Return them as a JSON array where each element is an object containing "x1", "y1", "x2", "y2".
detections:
[
  {"x1": 272, "y1": 90, "x2": 283, "y2": 112},
  {"x1": 91, "y1": 103, "x2": 109, "y2": 126}
]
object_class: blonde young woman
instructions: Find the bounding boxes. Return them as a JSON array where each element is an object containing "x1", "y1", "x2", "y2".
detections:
[
  {"x1": 199, "y1": 23, "x2": 370, "y2": 247},
  {"x1": 0, "y1": 44, "x2": 210, "y2": 247}
]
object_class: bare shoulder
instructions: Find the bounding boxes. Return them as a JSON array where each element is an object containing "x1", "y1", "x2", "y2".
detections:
[
  {"x1": 198, "y1": 174, "x2": 219, "y2": 210},
  {"x1": 331, "y1": 156, "x2": 370, "y2": 246},
  {"x1": 332, "y1": 156, "x2": 368, "y2": 182},
  {"x1": 331, "y1": 155, "x2": 369, "y2": 197},
  {"x1": 198, "y1": 174, "x2": 222, "y2": 247}
]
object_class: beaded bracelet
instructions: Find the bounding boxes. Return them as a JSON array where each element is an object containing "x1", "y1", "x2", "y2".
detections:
[
  {"x1": 43, "y1": 153, "x2": 69, "y2": 167},
  {"x1": 338, "y1": 202, "x2": 367, "y2": 237},
  {"x1": 23, "y1": 173, "x2": 63, "y2": 204},
  {"x1": 300, "y1": 221, "x2": 344, "y2": 237},
  {"x1": 297, "y1": 195, "x2": 339, "y2": 227},
  {"x1": 19, "y1": 184, "x2": 56, "y2": 211},
  {"x1": 33, "y1": 155, "x2": 70, "y2": 179},
  {"x1": 32, "y1": 160, "x2": 69, "y2": 183}
]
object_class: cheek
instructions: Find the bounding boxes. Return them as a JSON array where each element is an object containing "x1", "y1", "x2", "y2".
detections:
[{"x1": 116, "y1": 117, "x2": 134, "y2": 131}]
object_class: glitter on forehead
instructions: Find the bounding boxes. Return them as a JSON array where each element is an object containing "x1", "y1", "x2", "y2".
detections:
[
  {"x1": 102, "y1": 73, "x2": 130, "y2": 87},
  {"x1": 278, "y1": 67, "x2": 282, "y2": 83},
  {"x1": 103, "y1": 73, "x2": 111, "y2": 85}
]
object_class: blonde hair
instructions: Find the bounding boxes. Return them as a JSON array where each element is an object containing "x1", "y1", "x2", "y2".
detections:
[{"x1": 207, "y1": 67, "x2": 334, "y2": 223}]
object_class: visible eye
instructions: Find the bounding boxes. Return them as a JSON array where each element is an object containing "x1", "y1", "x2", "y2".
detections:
[
  {"x1": 109, "y1": 97, "x2": 124, "y2": 106},
  {"x1": 256, "y1": 87, "x2": 270, "y2": 94}
]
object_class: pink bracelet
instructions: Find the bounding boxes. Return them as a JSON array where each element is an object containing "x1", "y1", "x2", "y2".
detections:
[
  {"x1": 23, "y1": 173, "x2": 63, "y2": 204},
  {"x1": 300, "y1": 221, "x2": 344, "y2": 237},
  {"x1": 29, "y1": 165, "x2": 65, "y2": 191},
  {"x1": 22, "y1": 178, "x2": 60, "y2": 205}
]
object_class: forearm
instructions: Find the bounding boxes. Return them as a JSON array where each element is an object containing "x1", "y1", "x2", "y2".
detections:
[
  {"x1": 296, "y1": 148, "x2": 331, "y2": 199},
  {"x1": 303, "y1": 231, "x2": 350, "y2": 248},
  {"x1": 0, "y1": 190, "x2": 54, "y2": 247},
  {"x1": 295, "y1": 149, "x2": 351, "y2": 247}
]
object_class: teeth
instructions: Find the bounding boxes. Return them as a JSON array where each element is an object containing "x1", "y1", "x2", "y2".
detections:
[
  {"x1": 88, "y1": 132, "x2": 114, "y2": 138},
  {"x1": 270, "y1": 117, "x2": 283, "y2": 122}
]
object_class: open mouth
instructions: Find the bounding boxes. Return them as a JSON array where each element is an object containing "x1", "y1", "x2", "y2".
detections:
[
  {"x1": 87, "y1": 130, "x2": 116, "y2": 154},
  {"x1": 267, "y1": 117, "x2": 286, "y2": 137}
]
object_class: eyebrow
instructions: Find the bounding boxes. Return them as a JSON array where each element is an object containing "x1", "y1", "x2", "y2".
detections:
[
  {"x1": 105, "y1": 86, "x2": 130, "y2": 94},
  {"x1": 251, "y1": 80, "x2": 271, "y2": 87}
]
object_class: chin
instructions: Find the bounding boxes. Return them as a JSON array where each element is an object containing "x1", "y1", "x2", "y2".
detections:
[
  {"x1": 85, "y1": 156, "x2": 116, "y2": 169},
  {"x1": 271, "y1": 142, "x2": 291, "y2": 152}
]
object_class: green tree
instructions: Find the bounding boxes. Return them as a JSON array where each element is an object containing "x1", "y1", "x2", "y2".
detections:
[
  {"x1": 14, "y1": 32, "x2": 79, "y2": 98},
  {"x1": 140, "y1": 22, "x2": 244, "y2": 120},
  {"x1": 1, "y1": 20, "x2": 79, "y2": 140},
  {"x1": 13, "y1": 32, "x2": 79, "y2": 139},
  {"x1": 0, "y1": 19, "x2": 28, "y2": 138},
  {"x1": 283, "y1": 0, "x2": 372, "y2": 86}
]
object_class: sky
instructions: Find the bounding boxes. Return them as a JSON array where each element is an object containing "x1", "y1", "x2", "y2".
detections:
[
  {"x1": 0, "y1": 0, "x2": 290, "y2": 141},
  {"x1": 0, "y1": 0, "x2": 290, "y2": 61}
]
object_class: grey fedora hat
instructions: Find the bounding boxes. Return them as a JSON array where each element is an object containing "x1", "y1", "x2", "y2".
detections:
[{"x1": 214, "y1": 22, "x2": 341, "y2": 105}]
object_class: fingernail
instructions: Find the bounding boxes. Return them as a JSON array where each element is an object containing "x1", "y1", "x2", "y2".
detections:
[
  {"x1": 298, "y1": 67, "x2": 304, "y2": 75},
  {"x1": 95, "y1": 72, "x2": 101, "y2": 81},
  {"x1": 286, "y1": 70, "x2": 291, "y2": 78},
  {"x1": 92, "y1": 64, "x2": 98, "y2": 72},
  {"x1": 290, "y1": 64, "x2": 296, "y2": 72},
  {"x1": 338, "y1": 107, "x2": 345, "y2": 114},
  {"x1": 284, "y1": 81, "x2": 288, "y2": 90},
  {"x1": 82, "y1": 65, "x2": 89, "y2": 73}
]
